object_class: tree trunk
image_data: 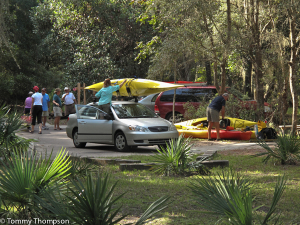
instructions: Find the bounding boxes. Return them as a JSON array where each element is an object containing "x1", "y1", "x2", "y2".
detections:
[
  {"x1": 288, "y1": 11, "x2": 298, "y2": 135},
  {"x1": 220, "y1": 0, "x2": 231, "y2": 94},
  {"x1": 251, "y1": 0, "x2": 264, "y2": 120},
  {"x1": 244, "y1": 57, "x2": 252, "y2": 97},
  {"x1": 172, "y1": 61, "x2": 177, "y2": 124},
  {"x1": 203, "y1": 14, "x2": 220, "y2": 93},
  {"x1": 220, "y1": 61, "x2": 226, "y2": 94},
  {"x1": 205, "y1": 61, "x2": 212, "y2": 85}
]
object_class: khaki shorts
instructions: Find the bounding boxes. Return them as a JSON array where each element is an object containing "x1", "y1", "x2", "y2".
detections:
[
  {"x1": 53, "y1": 107, "x2": 62, "y2": 117},
  {"x1": 206, "y1": 107, "x2": 219, "y2": 122},
  {"x1": 42, "y1": 111, "x2": 49, "y2": 117}
]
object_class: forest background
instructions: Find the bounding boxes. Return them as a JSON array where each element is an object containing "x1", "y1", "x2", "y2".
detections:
[{"x1": 1, "y1": 0, "x2": 300, "y2": 132}]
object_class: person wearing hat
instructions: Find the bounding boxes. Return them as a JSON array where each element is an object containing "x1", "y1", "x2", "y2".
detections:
[
  {"x1": 30, "y1": 86, "x2": 43, "y2": 134},
  {"x1": 53, "y1": 88, "x2": 63, "y2": 130},
  {"x1": 206, "y1": 93, "x2": 229, "y2": 141},
  {"x1": 62, "y1": 87, "x2": 77, "y2": 116},
  {"x1": 24, "y1": 91, "x2": 33, "y2": 115}
]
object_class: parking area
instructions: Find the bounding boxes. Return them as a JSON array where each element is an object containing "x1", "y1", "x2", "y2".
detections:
[{"x1": 17, "y1": 123, "x2": 267, "y2": 159}]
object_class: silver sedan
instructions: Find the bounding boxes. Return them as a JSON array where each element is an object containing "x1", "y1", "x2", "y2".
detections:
[
  {"x1": 66, "y1": 101, "x2": 178, "y2": 151},
  {"x1": 138, "y1": 93, "x2": 159, "y2": 111}
]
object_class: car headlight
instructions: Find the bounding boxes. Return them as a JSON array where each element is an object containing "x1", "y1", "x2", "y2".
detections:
[
  {"x1": 128, "y1": 125, "x2": 150, "y2": 132},
  {"x1": 169, "y1": 123, "x2": 177, "y2": 131}
]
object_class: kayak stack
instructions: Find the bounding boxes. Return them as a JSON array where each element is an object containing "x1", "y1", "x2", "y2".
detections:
[
  {"x1": 85, "y1": 78, "x2": 184, "y2": 97},
  {"x1": 175, "y1": 117, "x2": 267, "y2": 140}
]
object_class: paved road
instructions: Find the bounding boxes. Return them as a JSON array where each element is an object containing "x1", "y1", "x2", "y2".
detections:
[{"x1": 17, "y1": 123, "x2": 267, "y2": 159}]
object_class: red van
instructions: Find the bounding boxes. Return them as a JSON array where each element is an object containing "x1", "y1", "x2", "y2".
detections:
[
  {"x1": 154, "y1": 86, "x2": 271, "y2": 122},
  {"x1": 154, "y1": 86, "x2": 218, "y2": 121}
]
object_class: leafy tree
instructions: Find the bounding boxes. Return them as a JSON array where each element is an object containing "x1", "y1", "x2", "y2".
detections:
[
  {"x1": 33, "y1": 0, "x2": 153, "y2": 89},
  {"x1": 0, "y1": 0, "x2": 61, "y2": 104}
]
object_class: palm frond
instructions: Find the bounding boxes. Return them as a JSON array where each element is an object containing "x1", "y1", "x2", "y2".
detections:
[
  {"x1": 151, "y1": 135, "x2": 193, "y2": 176},
  {"x1": 262, "y1": 175, "x2": 287, "y2": 224},
  {"x1": 135, "y1": 196, "x2": 171, "y2": 225},
  {"x1": 189, "y1": 169, "x2": 253, "y2": 224},
  {"x1": 65, "y1": 173, "x2": 127, "y2": 225},
  {"x1": 254, "y1": 135, "x2": 300, "y2": 164}
]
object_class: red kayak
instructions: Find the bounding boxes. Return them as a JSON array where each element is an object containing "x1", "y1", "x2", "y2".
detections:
[{"x1": 211, "y1": 130, "x2": 252, "y2": 140}]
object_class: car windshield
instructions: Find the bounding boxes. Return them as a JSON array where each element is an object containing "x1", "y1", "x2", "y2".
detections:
[{"x1": 112, "y1": 103, "x2": 158, "y2": 119}]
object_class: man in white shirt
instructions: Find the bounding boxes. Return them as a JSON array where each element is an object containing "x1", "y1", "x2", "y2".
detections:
[{"x1": 62, "y1": 87, "x2": 77, "y2": 116}]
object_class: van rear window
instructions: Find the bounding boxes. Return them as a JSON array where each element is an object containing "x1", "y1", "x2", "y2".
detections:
[{"x1": 160, "y1": 88, "x2": 216, "y2": 102}]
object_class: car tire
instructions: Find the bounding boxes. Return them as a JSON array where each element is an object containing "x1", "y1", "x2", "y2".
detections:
[
  {"x1": 72, "y1": 128, "x2": 86, "y2": 148},
  {"x1": 114, "y1": 132, "x2": 129, "y2": 152},
  {"x1": 166, "y1": 112, "x2": 182, "y2": 123}
]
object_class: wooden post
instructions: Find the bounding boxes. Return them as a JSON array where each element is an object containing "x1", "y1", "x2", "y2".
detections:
[
  {"x1": 83, "y1": 83, "x2": 86, "y2": 105},
  {"x1": 172, "y1": 61, "x2": 177, "y2": 124},
  {"x1": 77, "y1": 83, "x2": 81, "y2": 105}
]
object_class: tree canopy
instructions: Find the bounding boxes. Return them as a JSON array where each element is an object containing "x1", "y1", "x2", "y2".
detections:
[{"x1": 1, "y1": 0, "x2": 300, "y2": 128}]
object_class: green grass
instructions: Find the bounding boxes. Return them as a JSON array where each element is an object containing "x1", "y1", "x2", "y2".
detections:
[{"x1": 99, "y1": 150, "x2": 300, "y2": 224}]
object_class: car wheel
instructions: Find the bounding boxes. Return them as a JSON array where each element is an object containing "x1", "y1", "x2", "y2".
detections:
[
  {"x1": 72, "y1": 128, "x2": 86, "y2": 148},
  {"x1": 166, "y1": 112, "x2": 182, "y2": 123},
  {"x1": 114, "y1": 132, "x2": 129, "y2": 151}
]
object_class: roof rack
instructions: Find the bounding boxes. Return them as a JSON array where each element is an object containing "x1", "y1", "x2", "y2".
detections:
[{"x1": 182, "y1": 83, "x2": 208, "y2": 87}]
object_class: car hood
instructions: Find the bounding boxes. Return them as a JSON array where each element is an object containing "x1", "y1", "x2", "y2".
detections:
[{"x1": 117, "y1": 117, "x2": 171, "y2": 127}]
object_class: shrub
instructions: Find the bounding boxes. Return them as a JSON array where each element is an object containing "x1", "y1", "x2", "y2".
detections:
[
  {"x1": 253, "y1": 134, "x2": 300, "y2": 165},
  {"x1": 37, "y1": 173, "x2": 171, "y2": 225},
  {"x1": 0, "y1": 105, "x2": 32, "y2": 157},
  {"x1": 152, "y1": 135, "x2": 210, "y2": 176},
  {"x1": 183, "y1": 100, "x2": 209, "y2": 120},
  {"x1": 0, "y1": 149, "x2": 71, "y2": 219},
  {"x1": 189, "y1": 170, "x2": 286, "y2": 225},
  {"x1": 68, "y1": 156, "x2": 98, "y2": 180},
  {"x1": 151, "y1": 135, "x2": 193, "y2": 176}
]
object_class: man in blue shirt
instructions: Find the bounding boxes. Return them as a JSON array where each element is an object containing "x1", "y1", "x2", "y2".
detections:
[
  {"x1": 41, "y1": 88, "x2": 50, "y2": 130},
  {"x1": 206, "y1": 93, "x2": 229, "y2": 141}
]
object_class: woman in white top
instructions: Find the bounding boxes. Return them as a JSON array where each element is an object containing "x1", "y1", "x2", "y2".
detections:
[{"x1": 30, "y1": 86, "x2": 43, "y2": 134}]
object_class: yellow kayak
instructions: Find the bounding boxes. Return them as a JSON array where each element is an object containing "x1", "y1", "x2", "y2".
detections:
[
  {"x1": 178, "y1": 129, "x2": 208, "y2": 139},
  {"x1": 175, "y1": 117, "x2": 266, "y2": 130},
  {"x1": 175, "y1": 117, "x2": 266, "y2": 139},
  {"x1": 85, "y1": 78, "x2": 184, "y2": 96}
]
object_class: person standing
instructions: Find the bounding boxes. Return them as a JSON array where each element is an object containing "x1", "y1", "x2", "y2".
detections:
[
  {"x1": 24, "y1": 91, "x2": 33, "y2": 115},
  {"x1": 30, "y1": 86, "x2": 43, "y2": 134},
  {"x1": 41, "y1": 88, "x2": 50, "y2": 130},
  {"x1": 95, "y1": 78, "x2": 127, "y2": 113},
  {"x1": 62, "y1": 87, "x2": 77, "y2": 116},
  {"x1": 206, "y1": 93, "x2": 229, "y2": 141},
  {"x1": 53, "y1": 88, "x2": 63, "y2": 130}
]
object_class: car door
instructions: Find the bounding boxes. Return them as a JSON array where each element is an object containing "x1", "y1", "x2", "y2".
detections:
[{"x1": 76, "y1": 105, "x2": 113, "y2": 143}]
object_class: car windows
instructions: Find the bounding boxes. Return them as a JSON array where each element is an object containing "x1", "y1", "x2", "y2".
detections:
[
  {"x1": 151, "y1": 94, "x2": 159, "y2": 102},
  {"x1": 77, "y1": 105, "x2": 106, "y2": 120},
  {"x1": 160, "y1": 90, "x2": 174, "y2": 102},
  {"x1": 112, "y1": 104, "x2": 158, "y2": 118},
  {"x1": 160, "y1": 88, "x2": 216, "y2": 102}
]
